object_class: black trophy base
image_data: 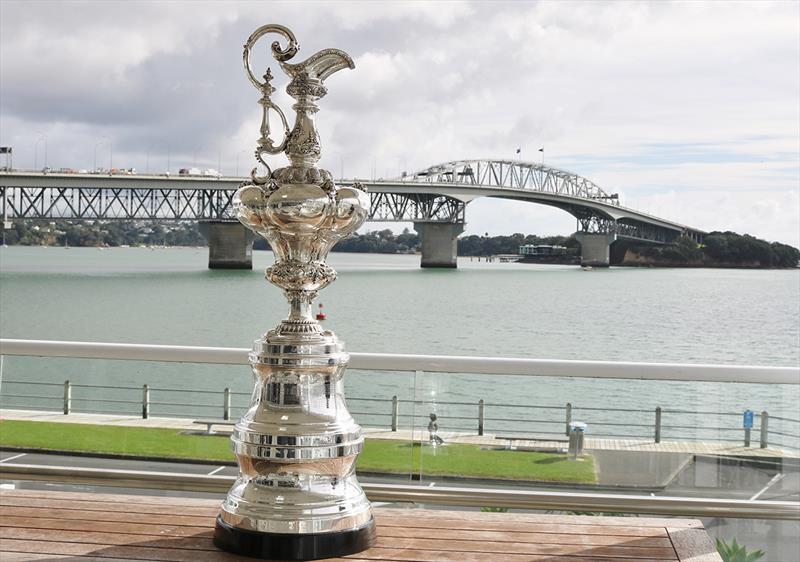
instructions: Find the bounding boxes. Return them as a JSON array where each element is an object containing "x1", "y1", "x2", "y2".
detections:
[{"x1": 213, "y1": 516, "x2": 376, "y2": 560}]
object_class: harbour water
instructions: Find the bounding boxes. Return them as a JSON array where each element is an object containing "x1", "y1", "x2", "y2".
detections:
[{"x1": 1, "y1": 246, "x2": 798, "y2": 445}]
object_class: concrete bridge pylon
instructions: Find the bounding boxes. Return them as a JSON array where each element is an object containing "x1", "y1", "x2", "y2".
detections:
[
  {"x1": 575, "y1": 232, "x2": 617, "y2": 267},
  {"x1": 414, "y1": 222, "x2": 465, "y2": 268},
  {"x1": 199, "y1": 221, "x2": 254, "y2": 270}
]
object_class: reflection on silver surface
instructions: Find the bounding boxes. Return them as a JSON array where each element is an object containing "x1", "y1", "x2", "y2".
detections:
[{"x1": 217, "y1": 24, "x2": 373, "y2": 538}]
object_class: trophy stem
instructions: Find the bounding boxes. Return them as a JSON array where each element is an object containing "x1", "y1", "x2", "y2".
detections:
[{"x1": 287, "y1": 292, "x2": 315, "y2": 322}]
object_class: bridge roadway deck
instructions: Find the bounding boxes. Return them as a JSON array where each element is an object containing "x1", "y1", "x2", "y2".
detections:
[
  {"x1": 0, "y1": 170, "x2": 704, "y2": 237},
  {"x1": 3, "y1": 409, "x2": 795, "y2": 459}
]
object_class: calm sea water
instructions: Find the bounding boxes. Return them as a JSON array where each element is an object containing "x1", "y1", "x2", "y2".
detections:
[{"x1": 1, "y1": 246, "x2": 798, "y2": 445}]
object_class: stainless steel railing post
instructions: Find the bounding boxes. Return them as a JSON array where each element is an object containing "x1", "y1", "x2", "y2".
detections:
[
  {"x1": 655, "y1": 406, "x2": 662, "y2": 443},
  {"x1": 63, "y1": 380, "x2": 71, "y2": 415},
  {"x1": 223, "y1": 387, "x2": 231, "y2": 421},
  {"x1": 142, "y1": 384, "x2": 149, "y2": 419},
  {"x1": 565, "y1": 402, "x2": 572, "y2": 436},
  {"x1": 391, "y1": 395, "x2": 398, "y2": 431},
  {"x1": 760, "y1": 411, "x2": 769, "y2": 449},
  {"x1": 477, "y1": 399, "x2": 485, "y2": 436}
]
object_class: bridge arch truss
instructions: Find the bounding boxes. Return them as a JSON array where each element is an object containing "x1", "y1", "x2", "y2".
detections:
[{"x1": 404, "y1": 159, "x2": 620, "y2": 204}]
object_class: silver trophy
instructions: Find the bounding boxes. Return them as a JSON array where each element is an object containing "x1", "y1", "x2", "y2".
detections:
[{"x1": 213, "y1": 24, "x2": 375, "y2": 560}]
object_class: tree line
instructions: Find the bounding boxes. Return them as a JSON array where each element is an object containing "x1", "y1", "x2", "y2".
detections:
[
  {"x1": 629, "y1": 232, "x2": 799, "y2": 268},
  {"x1": 3, "y1": 220, "x2": 205, "y2": 247},
  {"x1": 457, "y1": 233, "x2": 578, "y2": 256},
  {"x1": 5, "y1": 220, "x2": 798, "y2": 268},
  {"x1": 254, "y1": 228, "x2": 422, "y2": 253}
]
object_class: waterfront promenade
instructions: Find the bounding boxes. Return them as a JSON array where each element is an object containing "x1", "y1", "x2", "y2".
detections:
[{"x1": 3, "y1": 409, "x2": 795, "y2": 460}]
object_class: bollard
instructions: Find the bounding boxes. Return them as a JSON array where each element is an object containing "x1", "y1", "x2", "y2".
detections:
[
  {"x1": 391, "y1": 395, "x2": 399, "y2": 432},
  {"x1": 478, "y1": 399, "x2": 485, "y2": 436},
  {"x1": 655, "y1": 406, "x2": 662, "y2": 443},
  {"x1": 760, "y1": 411, "x2": 769, "y2": 449},
  {"x1": 568, "y1": 422, "x2": 587, "y2": 459},
  {"x1": 565, "y1": 402, "x2": 572, "y2": 436},
  {"x1": 223, "y1": 387, "x2": 231, "y2": 421},
  {"x1": 63, "y1": 380, "x2": 71, "y2": 415},
  {"x1": 142, "y1": 384, "x2": 150, "y2": 419}
]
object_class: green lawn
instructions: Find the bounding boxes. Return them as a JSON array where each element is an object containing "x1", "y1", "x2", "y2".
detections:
[
  {"x1": 0, "y1": 420, "x2": 596, "y2": 484},
  {"x1": 361, "y1": 439, "x2": 596, "y2": 483}
]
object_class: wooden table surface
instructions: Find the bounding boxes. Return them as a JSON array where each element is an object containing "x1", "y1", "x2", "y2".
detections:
[{"x1": 0, "y1": 489, "x2": 722, "y2": 562}]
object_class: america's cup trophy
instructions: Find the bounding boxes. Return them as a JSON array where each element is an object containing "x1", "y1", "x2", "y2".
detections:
[{"x1": 213, "y1": 24, "x2": 375, "y2": 560}]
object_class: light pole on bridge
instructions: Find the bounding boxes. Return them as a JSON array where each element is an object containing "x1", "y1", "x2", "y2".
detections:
[
  {"x1": 93, "y1": 137, "x2": 110, "y2": 171},
  {"x1": 366, "y1": 154, "x2": 377, "y2": 181},
  {"x1": 327, "y1": 152, "x2": 344, "y2": 180},
  {"x1": 235, "y1": 150, "x2": 247, "y2": 177},
  {"x1": 196, "y1": 143, "x2": 222, "y2": 174},
  {"x1": 146, "y1": 142, "x2": 170, "y2": 175},
  {"x1": 212, "y1": 143, "x2": 221, "y2": 175},
  {"x1": 34, "y1": 134, "x2": 47, "y2": 171}
]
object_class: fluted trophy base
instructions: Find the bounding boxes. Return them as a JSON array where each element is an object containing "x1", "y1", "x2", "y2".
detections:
[{"x1": 214, "y1": 517, "x2": 376, "y2": 560}]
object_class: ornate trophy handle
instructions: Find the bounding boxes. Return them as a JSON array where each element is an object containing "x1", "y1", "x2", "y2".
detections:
[
  {"x1": 243, "y1": 23, "x2": 355, "y2": 178},
  {"x1": 250, "y1": 69, "x2": 290, "y2": 183},
  {"x1": 243, "y1": 25, "x2": 298, "y2": 183},
  {"x1": 243, "y1": 24, "x2": 299, "y2": 88}
]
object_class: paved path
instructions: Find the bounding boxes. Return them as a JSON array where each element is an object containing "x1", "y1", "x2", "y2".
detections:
[{"x1": 2, "y1": 408, "x2": 796, "y2": 458}]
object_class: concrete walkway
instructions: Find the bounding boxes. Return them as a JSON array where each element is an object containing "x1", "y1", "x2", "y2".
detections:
[{"x1": 2, "y1": 408, "x2": 797, "y2": 459}]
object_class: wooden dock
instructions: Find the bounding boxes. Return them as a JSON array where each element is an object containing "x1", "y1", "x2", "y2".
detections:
[{"x1": 0, "y1": 488, "x2": 722, "y2": 561}]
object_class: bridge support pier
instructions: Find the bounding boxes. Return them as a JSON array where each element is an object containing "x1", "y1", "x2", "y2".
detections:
[
  {"x1": 414, "y1": 222, "x2": 464, "y2": 268},
  {"x1": 199, "y1": 221, "x2": 254, "y2": 270},
  {"x1": 575, "y1": 232, "x2": 617, "y2": 267}
]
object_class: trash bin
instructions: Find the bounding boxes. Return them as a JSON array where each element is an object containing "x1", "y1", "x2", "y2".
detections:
[{"x1": 568, "y1": 422, "x2": 587, "y2": 459}]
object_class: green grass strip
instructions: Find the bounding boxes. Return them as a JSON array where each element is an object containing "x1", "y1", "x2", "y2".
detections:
[
  {"x1": 359, "y1": 439, "x2": 596, "y2": 483},
  {"x1": 0, "y1": 420, "x2": 596, "y2": 483}
]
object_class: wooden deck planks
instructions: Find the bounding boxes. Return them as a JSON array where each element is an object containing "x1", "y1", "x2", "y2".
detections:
[
  {"x1": 0, "y1": 528, "x2": 678, "y2": 559},
  {"x1": 0, "y1": 489, "x2": 721, "y2": 561}
]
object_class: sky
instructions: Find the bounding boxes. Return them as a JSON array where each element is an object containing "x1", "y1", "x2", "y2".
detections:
[{"x1": 1, "y1": 0, "x2": 798, "y2": 246}]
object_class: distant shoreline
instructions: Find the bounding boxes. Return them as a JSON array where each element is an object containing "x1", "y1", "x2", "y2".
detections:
[{"x1": 3, "y1": 244, "x2": 797, "y2": 270}]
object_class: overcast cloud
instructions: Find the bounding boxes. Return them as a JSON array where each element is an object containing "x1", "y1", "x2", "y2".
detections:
[{"x1": 1, "y1": 0, "x2": 798, "y2": 245}]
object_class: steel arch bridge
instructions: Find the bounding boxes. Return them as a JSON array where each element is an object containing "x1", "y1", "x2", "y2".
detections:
[
  {"x1": 0, "y1": 159, "x2": 704, "y2": 266},
  {"x1": 355, "y1": 159, "x2": 704, "y2": 244}
]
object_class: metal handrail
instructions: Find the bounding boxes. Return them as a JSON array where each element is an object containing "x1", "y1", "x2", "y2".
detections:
[
  {"x1": 0, "y1": 463, "x2": 796, "y2": 520},
  {"x1": 1, "y1": 338, "x2": 798, "y2": 448},
  {"x1": 1, "y1": 338, "x2": 798, "y2": 384}
]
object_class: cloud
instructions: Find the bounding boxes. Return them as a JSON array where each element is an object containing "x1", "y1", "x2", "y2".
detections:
[{"x1": 1, "y1": 0, "x2": 797, "y2": 245}]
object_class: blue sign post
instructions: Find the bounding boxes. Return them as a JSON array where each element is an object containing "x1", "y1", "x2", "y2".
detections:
[
  {"x1": 743, "y1": 410, "x2": 754, "y2": 429},
  {"x1": 743, "y1": 410, "x2": 754, "y2": 447}
]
